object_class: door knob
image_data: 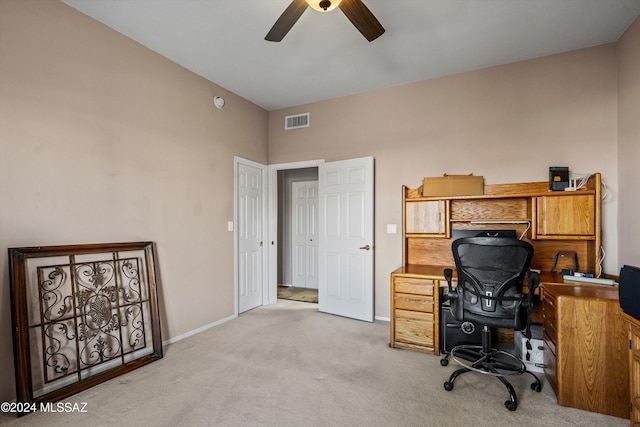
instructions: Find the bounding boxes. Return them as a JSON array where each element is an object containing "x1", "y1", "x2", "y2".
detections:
[{"x1": 359, "y1": 244, "x2": 371, "y2": 250}]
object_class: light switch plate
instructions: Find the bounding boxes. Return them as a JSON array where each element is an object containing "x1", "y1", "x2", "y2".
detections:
[
  {"x1": 386, "y1": 224, "x2": 397, "y2": 234},
  {"x1": 227, "y1": 221, "x2": 234, "y2": 232}
]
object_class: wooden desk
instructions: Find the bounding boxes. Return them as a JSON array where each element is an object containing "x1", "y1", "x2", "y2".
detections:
[
  {"x1": 541, "y1": 283, "x2": 629, "y2": 419},
  {"x1": 391, "y1": 175, "x2": 620, "y2": 415},
  {"x1": 622, "y1": 312, "x2": 640, "y2": 426}
]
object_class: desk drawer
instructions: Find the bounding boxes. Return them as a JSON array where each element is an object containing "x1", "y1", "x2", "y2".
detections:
[
  {"x1": 543, "y1": 320, "x2": 557, "y2": 350},
  {"x1": 394, "y1": 309, "x2": 434, "y2": 347},
  {"x1": 394, "y1": 277, "x2": 435, "y2": 296},
  {"x1": 394, "y1": 293, "x2": 434, "y2": 313},
  {"x1": 542, "y1": 299, "x2": 557, "y2": 346},
  {"x1": 543, "y1": 330, "x2": 556, "y2": 358},
  {"x1": 543, "y1": 294, "x2": 557, "y2": 320},
  {"x1": 543, "y1": 342, "x2": 558, "y2": 394}
]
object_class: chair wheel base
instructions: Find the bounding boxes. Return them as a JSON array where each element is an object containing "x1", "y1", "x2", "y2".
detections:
[
  {"x1": 440, "y1": 357, "x2": 449, "y2": 366},
  {"x1": 444, "y1": 344, "x2": 544, "y2": 411}
]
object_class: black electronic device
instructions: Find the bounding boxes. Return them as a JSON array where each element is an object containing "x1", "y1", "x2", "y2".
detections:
[
  {"x1": 549, "y1": 166, "x2": 569, "y2": 191},
  {"x1": 439, "y1": 299, "x2": 482, "y2": 355},
  {"x1": 619, "y1": 265, "x2": 640, "y2": 319},
  {"x1": 451, "y1": 229, "x2": 517, "y2": 241}
]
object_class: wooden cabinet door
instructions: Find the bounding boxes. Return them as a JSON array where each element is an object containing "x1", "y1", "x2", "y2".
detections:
[
  {"x1": 405, "y1": 200, "x2": 446, "y2": 234},
  {"x1": 536, "y1": 194, "x2": 595, "y2": 237},
  {"x1": 629, "y1": 321, "x2": 640, "y2": 424}
]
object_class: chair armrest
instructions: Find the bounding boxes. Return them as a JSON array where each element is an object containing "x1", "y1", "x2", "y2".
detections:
[
  {"x1": 521, "y1": 269, "x2": 541, "y2": 337},
  {"x1": 444, "y1": 268, "x2": 455, "y2": 296},
  {"x1": 527, "y1": 270, "x2": 540, "y2": 294}
]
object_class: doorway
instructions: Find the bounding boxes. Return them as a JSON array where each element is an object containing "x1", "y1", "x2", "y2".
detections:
[
  {"x1": 239, "y1": 157, "x2": 374, "y2": 322},
  {"x1": 266, "y1": 160, "x2": 325, "y2": 307},
  {"x1": 277, "y1": 168, "x2": 319, "y2": 293}
]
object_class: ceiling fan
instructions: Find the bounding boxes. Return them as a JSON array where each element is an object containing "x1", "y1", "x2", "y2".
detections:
[{"x1": 265, "y1": 0, "x2": 385, "y2": 42}]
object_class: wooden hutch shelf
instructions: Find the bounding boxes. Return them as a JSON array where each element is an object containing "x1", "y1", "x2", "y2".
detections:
[{"x1": 400, "y1": 173, "x2": 602, "y2": 277}]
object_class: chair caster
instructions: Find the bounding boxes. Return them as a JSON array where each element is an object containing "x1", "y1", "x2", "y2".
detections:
[
  {"x1": 440, "y1": 357, "x2": 449, "y2": 366},
  {"x1": 531, "y1": 382, "x2": 542, "y2": 392},
  {"x1": 443, "y1": 381, "x2": 454, "y2": 391},
  {"x1": 504, "y1": 400, "x2": 517, "y2": 411}
]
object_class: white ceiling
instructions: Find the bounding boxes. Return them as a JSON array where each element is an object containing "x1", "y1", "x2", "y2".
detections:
[{"x1": 61, "y1": 0, "x2": 640, "y2": 111}]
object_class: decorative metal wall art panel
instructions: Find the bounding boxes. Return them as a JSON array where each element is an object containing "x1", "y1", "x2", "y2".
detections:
[{"x1": 8, "y1": 242, "x2": 162, "y2": 414}]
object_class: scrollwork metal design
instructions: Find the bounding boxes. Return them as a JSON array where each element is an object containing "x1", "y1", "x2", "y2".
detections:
[
  {"x1": 40, "y1": 267, "x2": 74, "y2": 322},
  {"x1": 37, "y1": 256, "x2": 150, "y2": 384},
  {"x1": 43, "y1": 322, "x2": 73, "y2": 376}
]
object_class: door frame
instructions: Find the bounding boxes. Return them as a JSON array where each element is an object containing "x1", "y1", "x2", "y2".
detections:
[
  {"x1": 234, "y1": 156, "x2": 268, "y2": 316},
  {"x1": 266, "y1": 159, "x2": 325, "y2": 304}
]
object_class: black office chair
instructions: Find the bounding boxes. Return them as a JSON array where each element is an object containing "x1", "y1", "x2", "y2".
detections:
[{"x1": 442, "y1": 237, "x2": 542, "y2": 411}]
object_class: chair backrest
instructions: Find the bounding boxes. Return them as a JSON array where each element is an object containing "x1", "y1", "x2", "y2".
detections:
[{"x1": 451, "y1": 237, "x2": 534, "y2": 329}]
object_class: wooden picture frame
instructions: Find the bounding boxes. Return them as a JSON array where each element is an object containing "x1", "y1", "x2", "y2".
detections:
[{"x1": 8, "y1": 242, "x2": 163, "y2": 413}]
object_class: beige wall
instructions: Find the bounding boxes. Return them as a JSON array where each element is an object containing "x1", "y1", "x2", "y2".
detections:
[
  {"x1": 269, "y1": 44, "x2": 620, "y2": 320},
  {"x1": 0, "y1": 0, "x2": 268, "y2": 401},
  {"x1": 618, "y1": 18, "x2": 640, "y2": 266}
]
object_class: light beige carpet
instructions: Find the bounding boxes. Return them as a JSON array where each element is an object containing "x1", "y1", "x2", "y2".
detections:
[{"x1": 0, "y1": 300, "x2": 626, "y2": 427}]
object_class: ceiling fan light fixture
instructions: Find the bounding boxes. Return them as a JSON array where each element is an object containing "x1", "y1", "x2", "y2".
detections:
[
  {"x1": 266, "y1": 0, "x2": 383, "y2": 42},
  {"x1": 306, "y1": 0, "x2": 342, "y2": 12}
]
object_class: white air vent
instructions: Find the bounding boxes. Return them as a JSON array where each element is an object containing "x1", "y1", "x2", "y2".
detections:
[{"x1": 285, "y1": 113, "x2": 310, "y2": 130}]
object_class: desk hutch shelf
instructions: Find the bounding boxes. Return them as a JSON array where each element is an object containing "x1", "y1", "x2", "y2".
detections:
[{"x1": 400, "y1": 173, "x2": 602, "y2": 276}]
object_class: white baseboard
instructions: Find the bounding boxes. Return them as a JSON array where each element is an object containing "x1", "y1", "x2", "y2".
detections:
[
  {"x1": 375, "y1": 316, "x2": 390, "y2": 322},
  {"x1": 162, "y1": 313, "x2": 237, "y2": 346}
]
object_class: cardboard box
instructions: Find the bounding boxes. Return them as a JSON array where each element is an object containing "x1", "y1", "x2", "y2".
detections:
[
  {"x1": 514, "y1": 325, "x2": 544, "y2": 373},
  {"x1": 422, "y1": 174, "x2": 484, "y2": 197}
]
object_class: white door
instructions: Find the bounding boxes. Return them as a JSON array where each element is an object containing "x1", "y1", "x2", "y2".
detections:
[
  {"x1": 237, "y1": 161, "x2": 264, "y2": 313},
  {"x1": 318, "y1": 156, "x2": 374, "y2": 322},
  {"x1": 292, "y1": 181, "x2": 319, "y2": 289}
]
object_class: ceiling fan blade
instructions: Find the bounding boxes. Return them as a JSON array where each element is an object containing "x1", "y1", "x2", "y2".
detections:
[
  {"x1": 265, "y1": 0, "x2": 309, "y2": 42},
  {"x1": 338, "y1": 0, "x2": 385, "y2": 42}
]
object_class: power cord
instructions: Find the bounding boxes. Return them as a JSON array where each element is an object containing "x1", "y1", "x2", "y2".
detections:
[
  {"x1": 569, "y1": 172, "x2": 590, "y2": 190},
  {"x1": 569, "y1": 172, "x2": 608, "y2": 201},
  {"x1": 518, "y1": 222, "x2": 531, "y2": 240},
  {"x1": 598, "y1": 246, "x2": 605, "y2": 278}
]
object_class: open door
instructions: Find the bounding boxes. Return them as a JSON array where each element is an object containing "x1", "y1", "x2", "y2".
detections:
[
  {"x1": 236, "y1": 158, "x2": 267, "y2": 314},
  {"x1": 318, "y1": 156, "x2": 374, "y2": 322}
]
